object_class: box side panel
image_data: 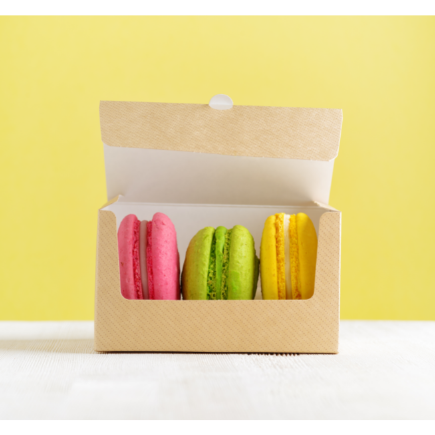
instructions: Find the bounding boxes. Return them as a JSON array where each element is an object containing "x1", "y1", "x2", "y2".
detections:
[
  {"x1": 311, "y1": 211, "x2": 341, "y2": 353},
  {"x1": 94, "y1": 210, "x2": 122, "y2": 351},
  {"x1": 95, "y1": 211, "x2": 340, "y2": 353}
]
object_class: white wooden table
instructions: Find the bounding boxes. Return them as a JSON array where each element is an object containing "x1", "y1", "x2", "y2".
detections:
[{"x1": 1, "y1": 321, "x2": 434, "y2": 419}]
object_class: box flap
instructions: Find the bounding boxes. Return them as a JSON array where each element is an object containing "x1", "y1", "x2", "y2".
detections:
[
  {"x1": 100, "y1": 101, "x2": 342, "y2": 160},
  {"x1": 100, "y1": 98, "x2": 342, "y2": 205}
]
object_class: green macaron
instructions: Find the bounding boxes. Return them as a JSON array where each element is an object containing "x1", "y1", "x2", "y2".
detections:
[{"x1": 182, "y1": 225, "x2": 259, "y2": 300}]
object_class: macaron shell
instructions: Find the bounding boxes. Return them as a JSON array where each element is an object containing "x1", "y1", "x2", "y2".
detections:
[
  {"x1": 117, "y1": 214, "x2": 143, "y2": 300},
  {"x1": 296, "y1": 213, "x2": 318, "y2": 300},
  {"x1": 227, "y1": 225, "x2": 259, "y2": 300},
  {"x1": 151, "y1": 213, "x2": 180, "y2": 300},
  {"x1": 260, "y1": 215, "x2": 279, "y2": 300},
  {"x1": 182, "y1": 227, "x2": 215, "y2": 300}
]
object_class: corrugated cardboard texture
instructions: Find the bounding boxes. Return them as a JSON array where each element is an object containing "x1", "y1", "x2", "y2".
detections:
[
  {"x1": 95, "y1": 209, "x2": 340, "y2": 353},
  {"x1": 100, "y1": 101, "x2": 342, "y2": 161}
]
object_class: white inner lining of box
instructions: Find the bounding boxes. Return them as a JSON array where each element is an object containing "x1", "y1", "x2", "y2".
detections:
[{"x1": 103, "y1": 145, "x2": 335, "y2": 206}]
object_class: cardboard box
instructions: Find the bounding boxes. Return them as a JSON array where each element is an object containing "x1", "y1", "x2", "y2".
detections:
[{"x1": 95, "y1": 97, "x2": 343, "y2": 353}]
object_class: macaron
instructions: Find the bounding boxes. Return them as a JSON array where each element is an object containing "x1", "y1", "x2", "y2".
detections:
[
  {"x1": 260, "y1": 213, "x2": 317, "y2": 300},
  {"x1": 182, "y1": 225, "x2": 259, "y2": 300},
  {"x1": 117, "y1": 213, "x2": 180, "y2": 300}
]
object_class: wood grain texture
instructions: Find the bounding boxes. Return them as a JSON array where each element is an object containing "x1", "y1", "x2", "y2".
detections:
[{"x1": 1, "y1": 321, "x2": 434, "y2": 419}]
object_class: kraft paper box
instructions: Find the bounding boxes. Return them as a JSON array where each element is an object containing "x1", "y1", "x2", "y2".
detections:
[{"x1": 95, "y1": 96, "x2": 343, "y2": 353}]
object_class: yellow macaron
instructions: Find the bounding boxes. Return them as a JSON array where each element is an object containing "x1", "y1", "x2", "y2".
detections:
[{"x1": 260, "y1": 213, "x2": 318, "y2": 300}]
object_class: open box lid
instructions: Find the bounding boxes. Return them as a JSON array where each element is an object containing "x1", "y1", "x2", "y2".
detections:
[{"x1": 100, "y1": 96, "x2": 342, "y2": 206}]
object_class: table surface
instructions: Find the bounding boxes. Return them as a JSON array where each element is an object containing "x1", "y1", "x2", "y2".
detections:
[{"x1": 1, "y1": 321, "x2": 434, "y2": 419}]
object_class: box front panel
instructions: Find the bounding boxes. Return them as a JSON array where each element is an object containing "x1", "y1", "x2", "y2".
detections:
[{"x1": 95, "y1": 209, "x2": 340, "y2": 353}]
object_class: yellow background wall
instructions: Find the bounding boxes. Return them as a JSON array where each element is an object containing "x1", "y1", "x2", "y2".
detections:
[{"x1": 1, "y1": 16, "x2": 434, "y2": 320}]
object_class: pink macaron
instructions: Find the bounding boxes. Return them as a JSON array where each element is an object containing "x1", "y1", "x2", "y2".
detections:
[{"x1": 117, "y1": 213, "x2": 180, "y2": 300}]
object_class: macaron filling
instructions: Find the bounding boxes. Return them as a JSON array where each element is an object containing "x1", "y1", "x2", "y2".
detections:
[
  {"x1": 206, "y1": 234, "x2": 217, "y2": 300},
  {"x1": 283, "y1": 214, "x2": 292, "y2": 299},
  {"x1": 220, "y1": 229, "x2": 232, "y2": 300},
  {"x1": 275, "y1": 213, "x2": 286, "y2": 300},
  {"x1": 206, "y1": 227, "x2": 230, "y2": 300},
  {"x1": 289, "y1": 214, "x2": 301, "y2": 300},
  {"x1": 274, "y1": 213, "x2": 300, "y2": 299},
  {"x1": 214, "y1": 226, "x2": 227, "y2": 300},
  {"x1": 139, "y1": 220, "x2": 149, "y2": 299},
  {"x1": 146, "y1": 220, "x2": 154, "y2": 300},
  {"x1": 205, "y1": 227, "x2": 232, "y2": 300},
  {"x1": 132, "y1": 218, "x2": 144, "y2": 300}
]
